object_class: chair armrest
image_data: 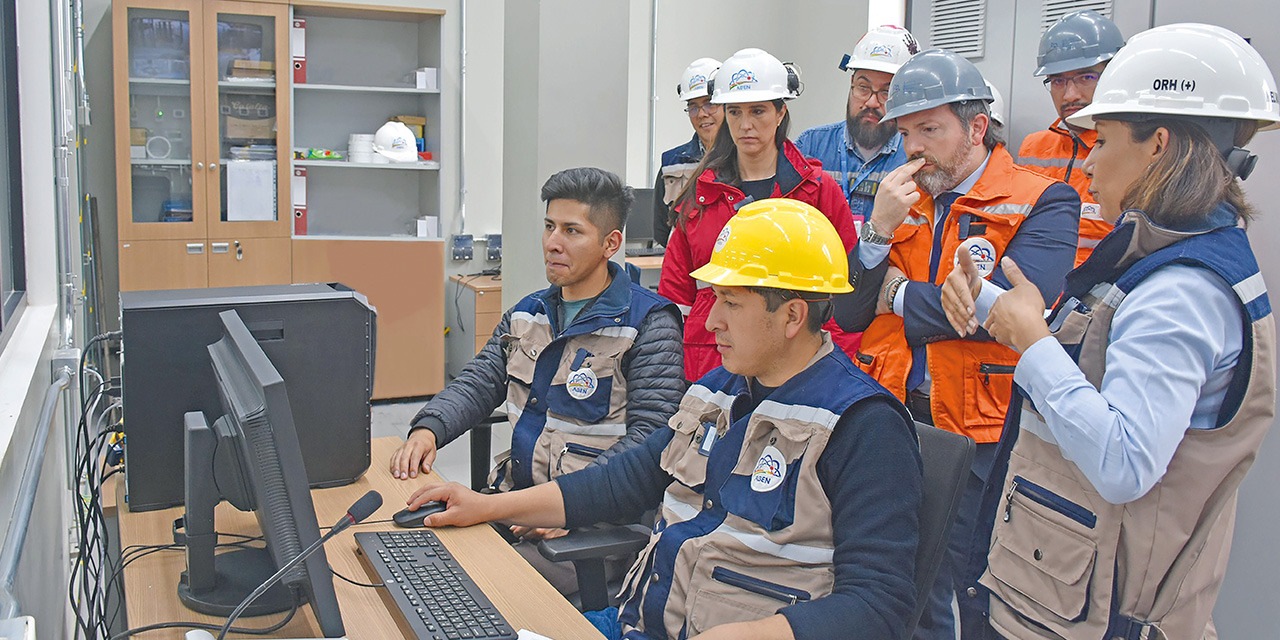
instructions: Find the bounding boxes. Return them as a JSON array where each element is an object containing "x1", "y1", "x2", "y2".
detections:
[{"x1": 536, "y1": 524, "x2": 651, "y2": 563}]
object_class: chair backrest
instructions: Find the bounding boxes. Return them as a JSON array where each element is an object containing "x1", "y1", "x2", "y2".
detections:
[{"x1": 906, "y1": 421, "x2": 976, "y2": 636}]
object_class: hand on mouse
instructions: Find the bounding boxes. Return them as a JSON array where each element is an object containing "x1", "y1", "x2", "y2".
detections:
[{"x1": 406, "y1": 482, "x2": 494, "y2": 528}]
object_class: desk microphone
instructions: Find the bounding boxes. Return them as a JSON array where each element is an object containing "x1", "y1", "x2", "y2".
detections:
[{"x1": 215, "y1": 490, "x2": 383, "y2": 640}]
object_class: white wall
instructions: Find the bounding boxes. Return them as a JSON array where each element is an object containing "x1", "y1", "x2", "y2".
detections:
[{"x1": 625, "y1": 0, "x2": 872, "y2": 187}]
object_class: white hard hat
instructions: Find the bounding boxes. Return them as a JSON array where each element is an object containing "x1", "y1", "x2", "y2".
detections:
[
  {"x1": 711, "y1": 48, "x2": 800, "y2": 104},
  {"x1": 678, "y1": 58, "x2": 721, "y2": 101},
  {"x1": 839, "y1": 25, "x2": 919, "y2": 75},
  {"x1": 986, "y1": 81, "x2": 1006, "y2": 127},
  {"x1": 1066, "y1": 23, "x2": 1280, "y2": 131},
  {"x1": 372, "y1": 121, "x2": 419, "y2": 163}
]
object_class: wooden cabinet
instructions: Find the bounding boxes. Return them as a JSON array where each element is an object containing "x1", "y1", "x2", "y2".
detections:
[
  {"x1": 445, "y1": 275, "x2": 503, "y2": 380},
  {"x1": 113, "y1": 0, "x2": 291, "y2": 291},
  {"x1": 118, "y1": 239, "x2": 209, "y2": 291},
  {"x1": 292, "y1": 238, "x2": 444, "y2": 399}
]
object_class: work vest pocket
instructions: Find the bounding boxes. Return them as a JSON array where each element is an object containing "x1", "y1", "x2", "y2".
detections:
[
  {"x1": 966, "y1": 355, "x2": 1018, "y2": 424},
  {"x1": 546, "y1": 354, "x2": 619, "y2": 425},
  {"x1": 660, "y1": 414, "x2": 716, "y2": 490},
  {"x1": 503, "y1": 333, "x2": 542, "y2": 386},
  {"x1": 486, "y1": 449, "x2": 514, "y2": 492},
  {"x1": 685, "y1": 545, "x2": 830, "y2": 635},
  {"x1": 854, "y1": 350, "x2": 883, "y2": 379},
  {"x1": 983, "y1": 476, "x2": 1099, "y2": 623},
  {"x1": 721, "y1": 419, "x2": 813, "y2": 531},
  {"x1": 549, "y1": 432, "x2": 618, "y2": 477}
]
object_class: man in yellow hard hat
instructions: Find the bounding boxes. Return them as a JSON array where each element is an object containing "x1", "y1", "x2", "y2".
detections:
[{"x1": 400, "y1": 198, "x2": 923, "y2": 640}]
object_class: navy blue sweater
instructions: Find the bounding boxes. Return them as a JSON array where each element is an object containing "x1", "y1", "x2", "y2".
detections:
[{"x1": 557, "y1": 394, "x2": 922, "y2": 640}]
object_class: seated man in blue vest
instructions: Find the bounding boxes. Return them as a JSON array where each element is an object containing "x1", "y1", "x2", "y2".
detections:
[
  {"x1": 388, "y1": 167, "x2": 685, "y2": 588},
  {"x1": 404, "y1": 199, "x2": 923, "y2": 640}
]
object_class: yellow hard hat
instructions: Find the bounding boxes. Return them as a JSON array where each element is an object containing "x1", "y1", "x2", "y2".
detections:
[{"x1": 690, "y1": 198, "x2": 853, "y2": 294}]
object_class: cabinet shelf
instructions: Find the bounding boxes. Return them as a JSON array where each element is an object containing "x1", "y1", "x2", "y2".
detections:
[
  {"x1": 294, "y1": 159, "x2": 440, "y2": 170},
  {"x1": 131, "y1": 158, "x2": 192, "y2": 166},
  {"x1": 129, "y1": 77, "x2": 191, "y2": 85},
  {"x1": 218, "y1": 79, "x2": 277, "y2": 92},
  {"x1": 294, "y1": 82, "x2": 438, "y2": 95}
]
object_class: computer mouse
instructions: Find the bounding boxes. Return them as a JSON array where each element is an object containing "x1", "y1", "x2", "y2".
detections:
[{"x1": 393, "y1": 501, "x2": 448, "y2": 528}]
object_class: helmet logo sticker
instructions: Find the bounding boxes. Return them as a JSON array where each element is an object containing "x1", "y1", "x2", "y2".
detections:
[
  {"x1": 566, "y1": 367, "x2": 598, "y2": 400},
  {"x1": 1081, "y1": 202, "x2": 1104, "y2": 221},
  {"x1": 713, "y1": 225, "x2": 732, "y2": 253},
  {"x1": 727, "y1": 69, "x2": 758, "y2": 91},
  {"x1": 957, "y1": 237, "x2": 998, "y2": 278},
  {"x1": 687, "y1": 74, "x2": 707, "y2": 92},
  {"x1": 869, "y1": 43, "x2": 895, "y2": 59},
  {"x1": 751, "y1": 445, "x2": 787, "y2": 492}
]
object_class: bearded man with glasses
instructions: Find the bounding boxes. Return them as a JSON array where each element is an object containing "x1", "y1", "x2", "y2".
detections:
[
  {"x1": 796, "y1": 26, "x2": 918, "y2": 233},
  {"x1": 1016, "y1": 10, "x2": 1125, "y2": 267}
]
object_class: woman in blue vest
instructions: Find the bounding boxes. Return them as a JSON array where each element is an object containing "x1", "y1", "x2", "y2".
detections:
[
  {"x1": 942, "y1": 24, "x2": 1279, "y2": 640},
  {"x1": 652, "y1": 57, "x2": 722, "y2": 246}
]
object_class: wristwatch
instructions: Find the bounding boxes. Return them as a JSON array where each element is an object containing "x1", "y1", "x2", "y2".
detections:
[{"x1": 859, "y1": 220, "x2": 893, "y2": 245}]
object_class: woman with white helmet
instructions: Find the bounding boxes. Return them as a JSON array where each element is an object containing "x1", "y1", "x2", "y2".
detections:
[
  {"x1": 942, "y1": 24, "x2": 1279, "y2": 640},
  {"x1": 660, "y1": 47, "x2": 860, "y2": 381},
  {"x1": 652, "y1": 58, "x2": 723, "y2": 245}
]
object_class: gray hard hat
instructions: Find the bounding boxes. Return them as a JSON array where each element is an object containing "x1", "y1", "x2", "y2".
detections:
[
  {"x1": 881, "y1": 49, "x2": 993, "y2": 121},
  {"x1": 1034, "y1": 10, "x2": 1124, "y2": 77}
]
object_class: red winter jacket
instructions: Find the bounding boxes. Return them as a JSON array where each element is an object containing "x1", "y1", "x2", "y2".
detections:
[{"x1": 659, "y1": 139, "x2": 861, "y2": 381}]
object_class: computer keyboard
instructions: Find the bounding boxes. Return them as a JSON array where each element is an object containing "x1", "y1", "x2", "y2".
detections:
[
  {"x1": 355, "y1": 531, "x2": 517, "y2": 640},
  {"x1": 624, "y1": 246, "x2": 665, "y2": 257}
]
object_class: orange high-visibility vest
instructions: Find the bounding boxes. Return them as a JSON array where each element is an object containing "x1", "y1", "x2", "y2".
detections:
[
  {"x1": 855, "y1": 147, "x2": 1061, "y2": 443},
  {"x1": 1017, "y1": 121, "x2": 1111, "y2": 267}
]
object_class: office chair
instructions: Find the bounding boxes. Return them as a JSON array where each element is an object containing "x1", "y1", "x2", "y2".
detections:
[{"x1": 907, "y1": 421, "x2": 976, "y2": 636}]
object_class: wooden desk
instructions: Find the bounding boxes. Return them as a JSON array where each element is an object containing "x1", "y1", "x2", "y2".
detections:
[
  {"x1": 623, "y1": 256, "x2": 663, "y2": 271},
  {"x1": 117, "y1": 438, "x2": 604, "y2": 639}
]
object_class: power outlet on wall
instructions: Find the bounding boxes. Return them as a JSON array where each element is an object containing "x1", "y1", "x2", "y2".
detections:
[
  {"x1": 485, "y1": 234, "x2": 502, "y2": 261},
  {"x1": 451, "y1": 234, "x2": 474, "y2": 260}
]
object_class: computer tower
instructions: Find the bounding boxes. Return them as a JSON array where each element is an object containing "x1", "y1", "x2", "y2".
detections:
[{"x1": 120, "y1": 283, "x2": 376, "y2": 511}]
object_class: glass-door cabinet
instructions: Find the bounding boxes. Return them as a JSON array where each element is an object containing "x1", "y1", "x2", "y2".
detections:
[{"x1": 114, "y1": 0, "x2": 289, "y2": 291}]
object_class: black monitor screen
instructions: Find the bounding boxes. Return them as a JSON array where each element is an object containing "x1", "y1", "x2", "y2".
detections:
[
  {"x1": 626, "y1": 187, "x2": 656, "y2": 245},
  {"x1": 178, "y1": 309, "x2": 344, "y2": 636}
]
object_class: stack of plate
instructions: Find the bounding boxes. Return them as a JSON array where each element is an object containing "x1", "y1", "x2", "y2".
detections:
[{"x1": 348, "y1": 134, "x2": 375, "y2": 163}]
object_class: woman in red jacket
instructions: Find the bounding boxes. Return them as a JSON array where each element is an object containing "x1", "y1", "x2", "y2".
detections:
[{"x1": 660, "y1": 47, "x2": 860, "y2": 381}]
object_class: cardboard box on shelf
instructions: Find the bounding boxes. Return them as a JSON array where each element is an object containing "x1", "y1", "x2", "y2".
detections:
[
  {"x1": 229, "y1": 59, "x2": 275, "y2": 79},
  {"x1": 223, "y1": 96, "x2": 275, "y2": 140},
  {"x1": 390, "y1": 115, "x2": 425, "y2": 139},
  {"x1": 130, "y1": 128, "x2": 148, "y2": 145}
]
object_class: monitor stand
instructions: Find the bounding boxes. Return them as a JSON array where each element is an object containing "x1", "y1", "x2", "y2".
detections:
[{"x1": 175, "y1": 412, "x2": 300, "y2": 616}]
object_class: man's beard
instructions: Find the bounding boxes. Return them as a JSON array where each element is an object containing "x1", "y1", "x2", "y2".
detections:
[
  {"x1": 847, "y1": 107, "x2": 896, "y2": 150},
  {"x1": 910, "y1": 142, "x2": 976, "y2": 196}
]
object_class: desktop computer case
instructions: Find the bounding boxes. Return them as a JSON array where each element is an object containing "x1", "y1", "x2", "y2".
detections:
[{"x1": 120, "y1": 283, "x2": 376, "y2": 511}]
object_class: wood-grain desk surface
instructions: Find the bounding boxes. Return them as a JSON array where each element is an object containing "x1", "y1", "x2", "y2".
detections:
[
  {"x1": 623, "y1": 256, "x2": 663, "y2": 271},
  {"x1": 117, "y1": 437, "x2": 604, "y2": 639}
]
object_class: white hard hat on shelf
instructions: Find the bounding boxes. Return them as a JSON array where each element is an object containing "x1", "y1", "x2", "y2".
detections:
[
  {"x1": 711, "y1": 48, "x2": 801, "y2": 104},
  {"x1": 678, "y1": 58, "x2": 721, "y2": 101},
  {"x1": 372, "y1": 121, "x2": 419, "y2": 163},
  {"x1": 839, "y1": 25, "x2": 919, "y2": 75}
]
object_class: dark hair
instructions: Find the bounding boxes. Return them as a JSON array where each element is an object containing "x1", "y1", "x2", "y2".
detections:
[
  {"x1": 948, "y1": 100, "x2": 1002, "y2": 151},
  {"x1": 675, "y1": 99, "x2": 792, "y2": 224},
  {"x1": 1119, "y1": 118, "x2": 1258, "y2": 227},
  {"x1": 540, "y1": 167, "x2": 634, "y2": 237},
  {"x1": 745, "y1": 286, "x2": 831, "y2": 334}
]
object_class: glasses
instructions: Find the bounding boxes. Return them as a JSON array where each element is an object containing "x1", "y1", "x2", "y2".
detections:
[
  {"x1": 851, "y1": 83, "x2": 891, "y2": 103},
  {"x1": 1043, "y1": 73, "x2": 1100, "y2": 91},
  {"x1": 684, "y1": 103, "x2": 722, "y2": 115}
]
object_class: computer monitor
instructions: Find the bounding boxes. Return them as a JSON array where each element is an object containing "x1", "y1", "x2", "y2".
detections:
[
  {"x1": 626, "y1": 187, "x2": 657, "y2": 247},
  {"x1": 177, "y1": 309, "x2": 344, "y2": 637}
]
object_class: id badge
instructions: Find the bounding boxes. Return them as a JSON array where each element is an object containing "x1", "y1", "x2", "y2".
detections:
[{"x1": 697, "y1": 422, "x2": 719, "y2": 457}]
